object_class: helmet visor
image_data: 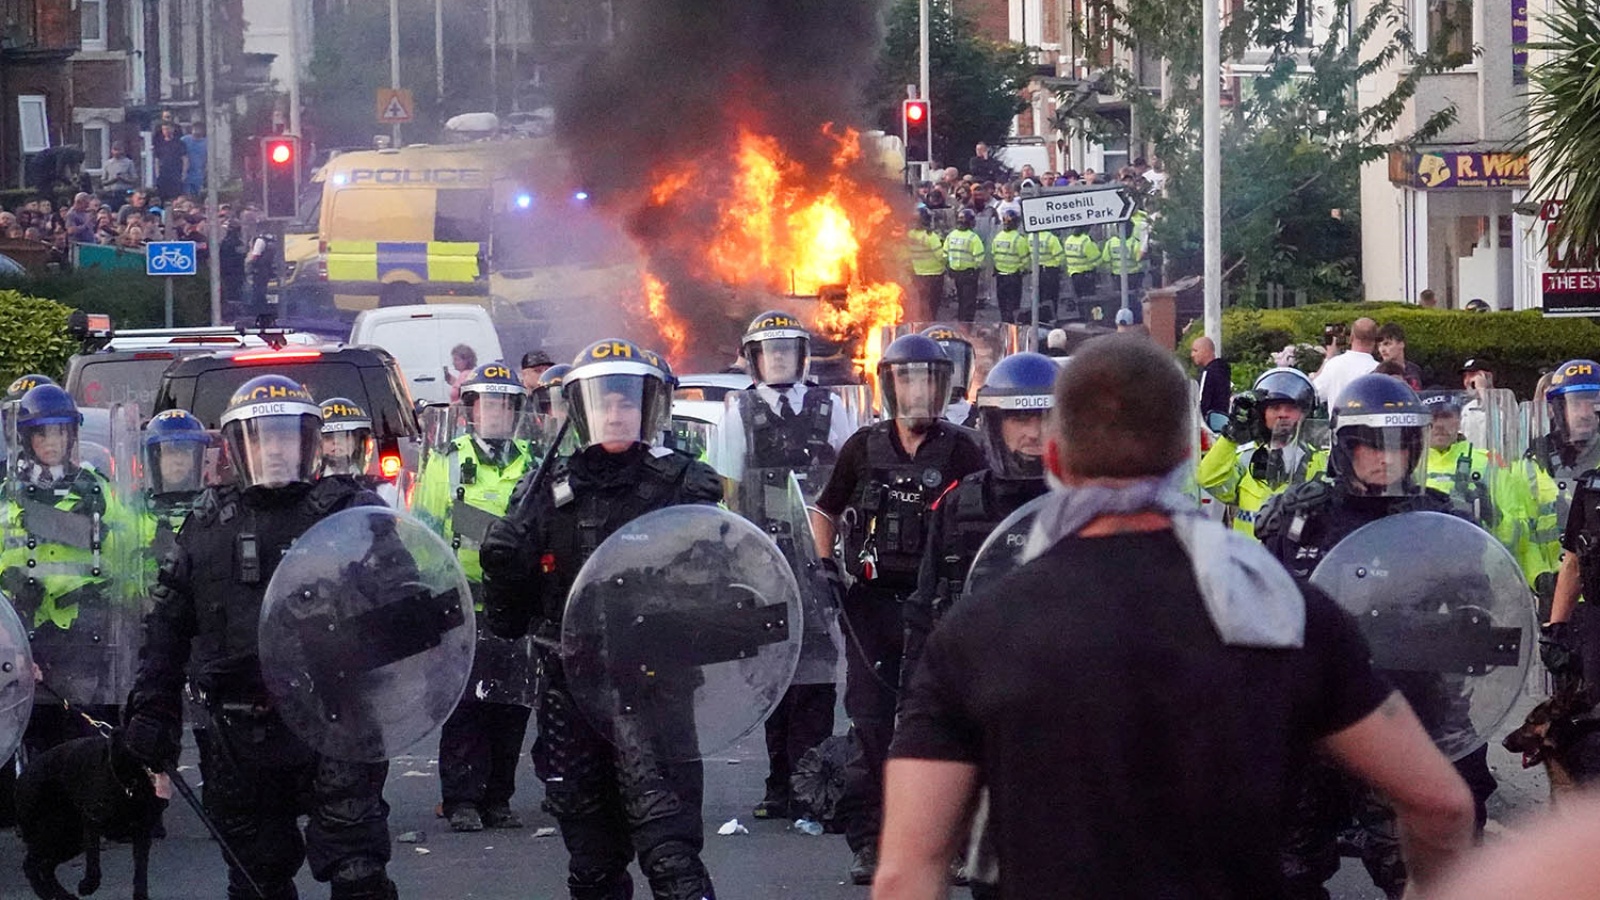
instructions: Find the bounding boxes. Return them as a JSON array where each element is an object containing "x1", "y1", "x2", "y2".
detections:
[
  {"x1": 148, "y1": 441, "x2": 206, "y2": 494},
  {"x1": 942, "y1": 343, "x2": 974, "y2": 397},
  {"x1": 1336, "y1": 424, "x2": 1427, "y2": 497},
  {"x1": 566, "y1": 374, "x2": 671, "y2": 450},
  {"x1": 1554, "y1": 389, "x2": 1600, "y2": 448},
  {"x1": 882, "y1": 362, "x2": 952, "y2": 423},
  {"x1": 228, "y1": 415, "x2": 321, "y2": 488},
  {"x1": 747, "y1": 337, "x2": 809, "y2": 386},
  {"x1": 21, "y1": 421, "x2": 78, "y2": 469},
  {"x1": 469, "y1": 392, "x2": 523, "y2": 441},
  {"x1": 980, "y1": 408, "x2": 1047, "y2": 479},
  {"x1": 320, "y1": 428, "x2": 374, "y2": 476}
]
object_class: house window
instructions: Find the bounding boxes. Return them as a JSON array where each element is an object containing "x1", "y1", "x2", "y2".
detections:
[
  {"x1": 18, "y1": 96, "x2": 50, "y2": 153},
  {"x1": 82, "y1": 122, "x2": 110, "y2": 173},
  {"x1": 1413, "y1": 0, "x2": 1473, "y2": 61},
  {"x1": 81, "y1": 0, "x2": 107, "y2": 51}
]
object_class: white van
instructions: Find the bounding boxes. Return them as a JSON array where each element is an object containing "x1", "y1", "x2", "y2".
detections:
[{"x1": 349, "y1": 304, "x2": 505, "y2": 404}]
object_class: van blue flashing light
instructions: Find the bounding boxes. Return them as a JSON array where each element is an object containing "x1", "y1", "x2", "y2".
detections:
[{"x1": 515, "y1": 193, "x2": 533, "y2": 210}]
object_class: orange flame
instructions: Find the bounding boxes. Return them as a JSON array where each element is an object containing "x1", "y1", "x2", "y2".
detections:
[
  {"x1": 642, "y1": 272, "x2": 688, "y2": 364},
  {"x1": 645, "y1": 125, "x2": 904, "y2": 375}
]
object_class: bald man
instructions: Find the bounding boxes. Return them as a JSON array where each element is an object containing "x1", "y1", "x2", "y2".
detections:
[
  {"x1": 1190, "y1": 336, "x2": 1232, "y2": 423},
  {"x1": 1312, "y1": 317, "x2": 1379, "y2": 405}
]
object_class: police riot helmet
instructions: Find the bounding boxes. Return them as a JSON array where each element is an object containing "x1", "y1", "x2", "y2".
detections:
[
  {"x1": 916, "y1": 207, "x2": 933, "y2": 229},
  {"x1": 741, "y1": 310, "x2": 811, "y2": 387},
  {"x1": 877, "y1": 334, "x2": 952, "y2": 428},
  {"x1": 533, "y1": 364, "x2": 572, "y2": 420},
  {"x1": 1001, "y1": 207, "x2": 1021, "y2": 225},
  {"x1": 975, "y1": 351, "x2": 1057, "y2": 479},
  {"x1": 219, "y1": 375, "x2": 322, "y2": 489},
  {"x1": 1419, "y1": 390, "x2": 1465, "y2": 451},
  {"x1": 563, "y1": 339, "x2": 673, "y2": 450},
  {"x1": 15, "y1": 384, "x2": 82, "y2": 469},
  {"x1": 1253, "y1": 368, "x2": 1315, "y2": 412},
  {"x1": 5, "y1": 374, "x2": 55, "y2": 402},
  {"x1": 142, "y1": 408, "x2": 208, "y2": 495},
  {"x1": 920, "y1": 325, "x2": 975, "y2": 400},
  {"x1": 318, "y1": 397, "x2": 374, "y2": 476},
  {"x1": 1545, "y1": 359, "x2": 1600, "y2": 451},
  {"x1": 956, "y1": 208, "x2": 976, "y2": 227},
  {"x1": 1328, "y1": 375, "x2": 1431, "y2": 497},
  {"x1": 459, "y1": 362, "x2": 525, "y2": 440}
]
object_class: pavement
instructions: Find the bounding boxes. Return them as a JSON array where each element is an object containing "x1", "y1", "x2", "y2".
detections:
[{"x1": 0, "y1": 689, "x2": 1556, "y2": 899}]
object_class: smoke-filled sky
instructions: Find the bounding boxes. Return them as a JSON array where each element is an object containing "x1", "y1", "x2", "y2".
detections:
[{"x1": 554, "y1": 0, "x2": 892, "y2": 369}]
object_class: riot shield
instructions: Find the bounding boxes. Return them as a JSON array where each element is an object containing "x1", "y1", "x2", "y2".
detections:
[
  {"x1": 736, "y1": 469, "x2": 843, "y2": 686},
  {"x1": 1310, "y1": 511, "x2": 1533, "y2": 760},
  {"x1": 0, "y1": 591, "x2": 33, "y2": 764},
  {"x1": 2, "y1": 405, "x2": 142, "y2": 707},
  {"x1": 963, "y1": 493, "x2": 1053, "y2": 599},
  {"x1": 259, "y1": 507, "x2": 475, "y2": 762},
  {"x1": 561, "y1": 505, "x2": 802, "y2": 762}
]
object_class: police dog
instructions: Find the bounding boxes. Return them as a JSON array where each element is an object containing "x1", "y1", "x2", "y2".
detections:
[
  {"x1": 16, "y1": 731, "x2": 161, "y2": 900},
  {"x1": 1502, "y1": 688, "x2": 1600, "y2": 803}
]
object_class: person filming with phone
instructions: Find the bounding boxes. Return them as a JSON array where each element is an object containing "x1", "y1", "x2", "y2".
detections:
[{"x1": 1312, "y1": 316, "x2": 1379, "y2": 406}]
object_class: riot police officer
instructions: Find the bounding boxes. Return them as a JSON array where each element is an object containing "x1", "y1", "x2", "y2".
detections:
[
  {"x1": 1527, "y1": 358, "x2": 1600, "y2": 531},
  {"x1": 412, "y1": 363, "x2": 536, "y2": 833},
  {"x1": 719, "y1": 311, "x2": 852, "y2": 821},
  {"x1": 122, "y1": 375, "x2": 399, "y2": 900},
  {"x1": 318, "y1": 398, "x2": 402, "y2": 508},
  {"x1": 1257, "y1": 375, "x2": 1494, "y2": 899},
  {"x1": 811, "y1": 334, "x2": 986, "y2": 884},
  {"x1": 921, "y1": 324, "x2": 978, "y2": 428},
  {"x1": 480, "y1": 339, "x2": 723, "y2": 900},
  {"x1": 902, "y1": 350, "x2": 1055, "y2": 688},
  {"x1": 138, "y1": 408, "x2": 208, "y2": 574},
  {"x1": 1197, "y1": 367, "x2": 1327, "y2": 538},
  {"x1": 530, "y1": 363, "x2": 574, "y2": 458},
  {"x1": 2, "y1": 383, "x2": 135, "y2": 751}
]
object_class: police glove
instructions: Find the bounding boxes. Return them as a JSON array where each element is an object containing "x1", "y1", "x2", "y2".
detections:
[
  {"x1": 815, "y1": 557, "x2": 848, "y2": 612},
  {"x1": 1540, "y1": 621, "x2": 1580, "y2": 678},
  {"x1": 120, "y1": 711, "x2": 180, "y2": 772},
  {"x1": 1222, "y1": 391, "x2": 1267, "y2": 445}
]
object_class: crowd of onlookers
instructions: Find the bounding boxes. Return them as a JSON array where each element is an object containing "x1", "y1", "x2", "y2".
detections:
[
  {"x1": 914, "y1": 142, "x2": 1167, "y2": 215},
  {"x1": 0, "y1": 190, "x2": 256, "y2": 272}
]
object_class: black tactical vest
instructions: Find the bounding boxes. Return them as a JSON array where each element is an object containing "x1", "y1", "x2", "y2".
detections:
[
  {"x1": 931, "y1": 472, "x2": 1046, "y2": 616},
  {"x1": 843, "y1": 424, "x2": 960, "y2": 585},
  {"x1": 739, "y1": 387, "x2": 838, "y2": 470},
  {"x1": 181, "y1": 477, "x2": 375, "y2": 698},
  {"x1": 1571, "y1": 472, "x2": 1600, "y2": 604}
]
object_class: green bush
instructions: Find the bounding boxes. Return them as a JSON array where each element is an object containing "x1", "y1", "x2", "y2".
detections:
[
  {"x1": 0, "y1": 292, "x2": 76, "y2": 384},
  {"x1": 0, "y1": 269, "x2": 211, "y2": 329},
  {"x1": 1181, "y1": 303, "x2": 1600, "y2": 399}
]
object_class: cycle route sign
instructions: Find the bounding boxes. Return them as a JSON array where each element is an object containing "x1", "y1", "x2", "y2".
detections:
[{"x1": 146, "y1": 241, "x2": 197, "y2": 276}]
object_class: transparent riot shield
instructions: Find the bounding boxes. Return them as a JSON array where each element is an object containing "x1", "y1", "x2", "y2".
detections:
[
  {"x1": 670, "y1": 415, "x2": 718, "y2": 468},
  {"x1": 2, "y1": 404, "x2": 142, "y2": 707},
  {"x1": 823, "y1": 383, "x2": 874, "y2": 431},
  {"x1": 963, "y1": 493, "x2": 1053, "y2": 599},
  {"x1": 562, "y1": 505, "x2": 802, "y2": 762},
  {"x1": 0, "y1": 591, "x2": 33, "y2": 763},
  {"x1": 407, "y1": 410, "x2": 537, "y2": 708},
  {"x1": 1519, "y1": 388, "x2": 1600, "y2": 532},
  {"x1": 1310, "y1": 511, "x2": 1534, "y2": 760},
  {"x1": 737, "y1": 469, "x2": 843, "y2": 686},
  {"x1": 259, "y1": 507, "x2": 475, "y2": 762}
]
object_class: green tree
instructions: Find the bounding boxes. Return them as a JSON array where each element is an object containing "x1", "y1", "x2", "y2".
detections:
[
  {"x1": 1525, "y1": 0, "x2": 1600, "y2": 260},
  {"x1": 872, "y1": 0, "x2": 1035, "y2": 171},
  {"x1": 1059, "y1": 0, "x2": 1462, "y2": 302}
]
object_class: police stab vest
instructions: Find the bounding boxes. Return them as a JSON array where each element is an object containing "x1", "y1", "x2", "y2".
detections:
[
  {"x1": 739, "y1": 387, "x2": 838, "y2": 471},
  {"x1": 932, "y1": 471, "x2": 1045, "y2": 617},
  {"x1": 844, "y1": 424, "x2": 959, "y2": 585}
]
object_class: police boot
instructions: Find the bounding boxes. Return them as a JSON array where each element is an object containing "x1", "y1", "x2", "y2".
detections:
[
  {"x1": 329, "y1": 874, "x2": 398, "y2": 900},
  {"x1": 641, "y1": 842, "x2": 715, "y2": 900},
  {"x1": 569, "y1": 868, "x2": 634, "y2": 900},
  {"x1": 228, "y1": 882, "x2": 297, "y2": 900}
]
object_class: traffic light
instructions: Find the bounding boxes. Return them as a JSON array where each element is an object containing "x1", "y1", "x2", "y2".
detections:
[
  {"x1": 902, "y1": 99, "x2": 931, "y2": 164},
  {"x1": 261, "y1": 135, "x2": 301, "y2": 218}
]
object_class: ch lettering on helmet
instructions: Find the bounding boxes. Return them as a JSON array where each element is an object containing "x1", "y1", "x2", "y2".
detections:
[
  {"x1": 323, "y1": 402, "x2": 366, "y2": 419},
  {"x1": 237, "y1": 382, "x2": 315, "y2": 405},
  {"x1": 590, "y1": 341, "x2": 636, "y2": 361},
  {"x1": 481, "y1": 364, "x2": 514, "y2": 382},
  {"x1": 925, "y1": 328, "x2": 963, "y2": 342},
  {"x1": 756, "y1": 315, "x2": 802, "y2": 331},
  {"x1": 151, "y1": 409, "x2": 190, "y2": 424},
  {"x1": 1561, "y1": 363, "x2": 1595, "y2": 380}
]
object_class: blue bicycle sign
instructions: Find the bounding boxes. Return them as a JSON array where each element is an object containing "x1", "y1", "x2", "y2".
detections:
[{"x1": 145, "y1": 241, "x2": 198, "y2": 276}]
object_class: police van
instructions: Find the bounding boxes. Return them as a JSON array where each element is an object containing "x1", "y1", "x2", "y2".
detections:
[{"x1": 281, "y1": 137, "x2": 638, "y2": 318}]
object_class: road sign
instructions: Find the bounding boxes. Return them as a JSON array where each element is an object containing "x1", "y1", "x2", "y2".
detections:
[
  {"x1": 145, "y1": 241, "x2": 197, "y2": 276},
  {"x1": 376, "y1": 88, "x2": 415, "y2": 124},
  {"x1": 1018, "y1": 187, "x2": 1133, "y2": 233}
]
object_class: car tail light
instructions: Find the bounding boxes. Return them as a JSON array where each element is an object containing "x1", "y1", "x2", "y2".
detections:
[
  {"x1": 380, "y1": 452, "x2": 402, "y2": 480},
  {"x1": 232, "y1": 349, "x2": 323, "y2": 364},
  {"x1": 132, "y1": 351, "x2": 177, "y2": 360}
]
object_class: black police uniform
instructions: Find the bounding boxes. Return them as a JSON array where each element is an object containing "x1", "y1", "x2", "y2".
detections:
[
  {"x1": 1529, "y1": 432, "x2": 1600, "y2": 530},
  {"x1": 1554, "y1": 470, "x2": 1600, "y2": 689},
  {"x1": 124, "y1": 476, "x2": 397, "y2": 900},
  {"x1": 1257, "y1": 483, "x2": 1497, "y2": 899},
  {"x1": 731, "y1": 387, "x2": 841, "y2": 816},
  {"x1": 481, "y1": 444, "x2": 723, "y2": 900},
  {"x1": 814, "y1": 420, "x2": 984, "y2": 858},
  {"x1": 902, "y1": 470, "x2": 1045, "y2": 682}
]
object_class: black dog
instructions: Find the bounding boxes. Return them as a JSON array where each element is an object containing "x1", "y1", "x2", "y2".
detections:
[{"x1": 16, "y1": 731, "x2": 161, "y2": 900}]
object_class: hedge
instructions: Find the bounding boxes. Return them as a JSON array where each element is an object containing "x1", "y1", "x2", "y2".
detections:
[
  {"x1": 0, "y1": 292, "x2": 77, "y2": 385},
  {"x1": 1181, "y1": 303, "x2": 1600, "y2": 399},
  {"x1": 0, "y1": 269, "x2": 211, "y2": 330}
]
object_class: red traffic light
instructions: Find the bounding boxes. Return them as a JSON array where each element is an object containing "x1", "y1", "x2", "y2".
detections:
[
  {"x1": 268, "y1": 142, "x2": 293, "y2": 165},
  {"x1": 905, "y1": 101, "x2": 927, "y2": 123}
]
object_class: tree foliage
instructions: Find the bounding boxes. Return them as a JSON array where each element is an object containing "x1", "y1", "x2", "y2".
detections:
[
  {"x1": 1524, "y1": 0, "x2": 1600, "y2": 258},
  {"x1": 0, "y1": 292, "x2": 77, "y2": 385},
  {"x1": 1060, "y1": 0, "x2": 1462, "y2": 301},
  {"x1": 872, "y1": 0, "x2": 1035, "y2": 171}
]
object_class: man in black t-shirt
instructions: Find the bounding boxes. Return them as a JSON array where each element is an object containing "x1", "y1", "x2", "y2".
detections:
[
  {"x1": 876, "y1": 335, "x2": 1474, "y2": 900},
  {"x1": 811, "y1": 335, "x2": 985, "y2": 885}
]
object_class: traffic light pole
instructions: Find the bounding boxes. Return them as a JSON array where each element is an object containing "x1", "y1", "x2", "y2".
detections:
[{"x1": 201, "y1": 0, "x2": 222, "y2": 326}]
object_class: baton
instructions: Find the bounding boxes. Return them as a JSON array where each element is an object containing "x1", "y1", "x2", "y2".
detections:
[{"x1": 164, "y1": 765, "x2": 267, "y2": 900}]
